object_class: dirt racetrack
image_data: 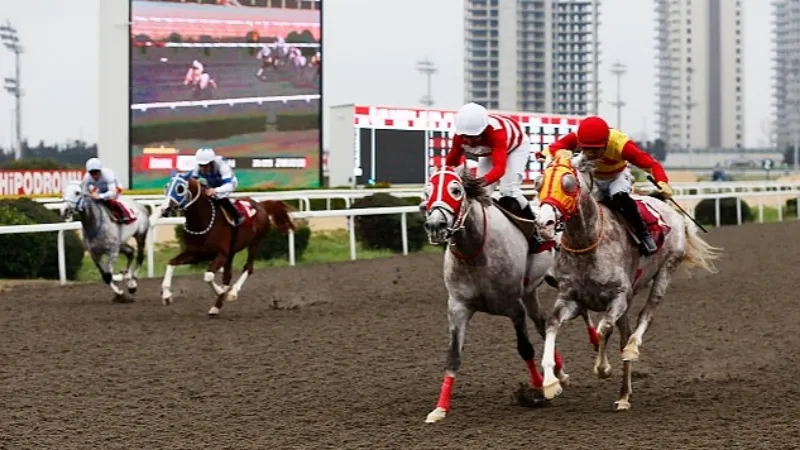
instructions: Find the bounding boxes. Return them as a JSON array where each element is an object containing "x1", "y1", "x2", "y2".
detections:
[{"x1": 2, "y1": 221, "x2": 800, "y2": 449}]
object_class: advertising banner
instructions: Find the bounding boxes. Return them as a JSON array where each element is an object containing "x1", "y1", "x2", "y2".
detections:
[
  {"x1": 0, "y1": 170, "x2": 84, "y2": 197},
  {"x1": 129, "y1": 0, "x2": 321, "y2": 190}
]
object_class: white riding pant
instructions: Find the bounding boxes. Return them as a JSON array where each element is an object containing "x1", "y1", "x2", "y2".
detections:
[
  {"x1": 594, "y1": 167, "x2": 634, "y2": 198},
  {"x1": 477, "y1": 139, "x2": 532, "y2": 209}
]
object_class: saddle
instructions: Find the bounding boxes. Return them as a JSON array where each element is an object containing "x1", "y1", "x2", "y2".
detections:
[
  {"x1": 103, "y1": 201, "x2": 136, "y2": 225},
  {"x1": 219, "y1": 199, "x2": 258, "y2": 228},
  {"x1": 491, "y1": 198, "x2": 557, "y2": 254},
  {"x1": 599, "y1": 195, "x2": 671, "y2": 251}
]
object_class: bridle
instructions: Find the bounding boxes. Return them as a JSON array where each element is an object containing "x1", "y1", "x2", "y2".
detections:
[
  {"x1": 167, "y1": 177, "x2": 217, "y2": 236},
  {"x1": 544, "y1": 159, "x2": 606, "y2": 254}
]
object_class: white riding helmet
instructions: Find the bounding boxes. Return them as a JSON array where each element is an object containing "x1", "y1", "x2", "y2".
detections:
[
  {"x1": 85, "y1": 157, "x2": 103, "y2": 172},
  {"x1": 195, "y1": 147, "x2": 216, "y2": 165},
  {"x1": 454, "y1": 102, "x2": 490, "y2": 136},
  {"x1": 192, "y1": 60, "x2": 203, "y2": 70}
]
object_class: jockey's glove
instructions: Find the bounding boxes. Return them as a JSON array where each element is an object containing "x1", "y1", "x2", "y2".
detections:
[{"x1": 656, "y1": 181, "x2": 673, "y2": 198}]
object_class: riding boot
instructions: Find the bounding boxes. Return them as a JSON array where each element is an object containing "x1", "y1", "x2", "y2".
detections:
[
  {"x1": 520, "y1": 203, "x2": 536, "y2": 221},
  {"x1": 612, "y1": 193, "x2": 657, "y2": 256},
  {"x1": 219, "y1": 198, "x2": 244, "y2": 226}
]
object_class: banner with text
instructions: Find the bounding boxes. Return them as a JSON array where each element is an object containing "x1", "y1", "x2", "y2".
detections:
[{"x1": 0, "y1": 170, "x2": 84, "y2": 197}]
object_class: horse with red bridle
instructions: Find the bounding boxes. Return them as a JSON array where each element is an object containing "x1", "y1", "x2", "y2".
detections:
[{"x1": 154, "y1": 173, "x2": 295, "y2": 316}]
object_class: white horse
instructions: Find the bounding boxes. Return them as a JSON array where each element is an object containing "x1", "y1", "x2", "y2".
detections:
[
  {"x1": 61, "y1": 180, "x2": 151, "y2": 302},
  {"x1": 420, "y1": 164, "x2": 586, "y2": 423},
  {"x1": 533, "y1": 153, "x2": 721, "y2": 410}
]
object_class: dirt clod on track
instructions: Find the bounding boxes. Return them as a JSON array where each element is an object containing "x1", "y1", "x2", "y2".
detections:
[{"x1": 2, "y1": 222, "x2": 799, "y2": 449}]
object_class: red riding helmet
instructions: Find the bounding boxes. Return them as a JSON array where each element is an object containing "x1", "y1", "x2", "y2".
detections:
[{"x1": 577, "y1": 116, "x2": 610, "y2": 148}]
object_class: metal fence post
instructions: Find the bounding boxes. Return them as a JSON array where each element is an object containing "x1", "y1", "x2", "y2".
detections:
[
  {"x1": 401, "y1": 212, "x2": 408, "y2": 255},
  {"x1": 57, "y1": 230, "x2": 66, "y2": 285}
]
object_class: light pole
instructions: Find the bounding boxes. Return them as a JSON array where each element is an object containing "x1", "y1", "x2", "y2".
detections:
[
  {"x1": 416, "y1": 57, "x2": 437, "y2": 107},
  {"x1": 0, "y1": 20, "x2": 22, "y2": 160},
  {"x1": 610, "y1": 61, "x2": 626, "y2": 128}
]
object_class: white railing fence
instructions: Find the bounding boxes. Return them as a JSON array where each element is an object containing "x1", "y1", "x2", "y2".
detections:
[
  {"x1": 26, "y1": 180, "x2": 800, "y2": 214},
  {"x1": 1, "y1": 191, "x2": 798, "y2": 286}
]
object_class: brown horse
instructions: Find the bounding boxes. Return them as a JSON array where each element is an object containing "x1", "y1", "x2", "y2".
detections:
[{"x1": 155, "y1": 174, "x2": 295, "y2": 316}]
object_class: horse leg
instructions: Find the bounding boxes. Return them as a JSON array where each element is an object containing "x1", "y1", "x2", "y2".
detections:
[
  {"x1": 582, "y1": 310, "x2": 601, "y2": 351},
  {"x1": 521, "y1": 289, "x2": 568, "y2": 386},
  {"x1": 161, "y1": 251, "x2": 198, "y2": 305},
  {"x1": 226, "y1": 240, "x2": 258, "y2": 303},
  {"x1": 127, "y1": 233, "x2": 146, "y2": 294},
  {"x1": 426, "y1": 297, "x2": 474, "y2": 423},
  {"x1": 118, "y1": 243, "x2": 137, "y2": 294},
  {"x1": 206, "y1": 252, "x2": 231, "y2": 316},
  {"x1": 106, "y1": 248, "x2": 129, "y2": 302},
  {"x1": 541, "y1": 296, "x2": 581, "y2": 400},
  {"x1": 623, "y1": 262, "x2": 677, "y2": 362},
  {"x1": 511, "y1": 303, "x2": 545, "y2": 390},
  {"x1": 615, "y1": 311, "x2": 634, "y2": 411},
  {"x1": 593, "y1": 319, "x2": 614, "y2": 379},
  {"x1": 91, "y1": 251, "x2": 124, "y2": 299}
]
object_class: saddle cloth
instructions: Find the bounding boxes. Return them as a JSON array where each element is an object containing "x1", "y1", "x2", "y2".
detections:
[{"x1": 220, "y1": 199, "x2": 259, "y2": 227}]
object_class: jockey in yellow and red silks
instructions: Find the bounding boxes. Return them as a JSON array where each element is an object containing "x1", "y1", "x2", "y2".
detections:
[{"x1": 539, "y1": 116, "x2": 673, "y2": 256}]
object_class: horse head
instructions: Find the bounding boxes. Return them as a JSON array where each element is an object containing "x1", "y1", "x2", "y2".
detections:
[
  {"x1": 535, "y1": 152, "x2": 595, "y2": 240},
  {"x1": 160, "y1": 173, "x2": 205, "y2": 216},
  {"x1": 60, "y1": 180, "x2": 85, "y2": 220},
  {"x1": 421, "y1": 164, "x2": 489, "y2": 244}
]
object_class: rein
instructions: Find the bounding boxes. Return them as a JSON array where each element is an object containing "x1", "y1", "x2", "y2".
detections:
[
  {"x1": 448, "y1": 203, "x2": 488, "y2": 261},
  {"x1": 559, "y1": 197, "x2": 605, "y2": 254},
  {"x1": 181, "y1": 180, "x2": 216, "y2": 235},
  {"x1": 550, "y1": 162, "x2": 605, "y2": 254}
]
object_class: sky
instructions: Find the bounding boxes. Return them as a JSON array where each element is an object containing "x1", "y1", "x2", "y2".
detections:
[{"x1": 0, "y1": 0, "x2": 774, "y2": 148}]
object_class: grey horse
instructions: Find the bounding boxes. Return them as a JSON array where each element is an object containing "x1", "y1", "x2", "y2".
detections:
[
  {"x1": 420, "y1": 164, "x2": 574, "y2": 423},
  {"x1": 61, "y1": 180, "x2": 151, "y2": 301},
  {"x1": 533, "y1": 153, "x2": 721, "y2": 410}
]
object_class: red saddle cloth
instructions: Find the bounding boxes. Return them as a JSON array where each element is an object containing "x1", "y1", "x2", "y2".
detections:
[
  {"x1": 231, "y1": 200, "x2": 258, "y2": 226},
  {"x1": 635, "y1": 199, "x2": 671, "y2": 251}
]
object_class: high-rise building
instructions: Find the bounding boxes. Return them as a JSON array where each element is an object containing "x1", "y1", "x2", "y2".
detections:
[
  {"x1": 773, "y1": 0, "x2": 800, "y2": 150},
  {"x1": 654, "y1": 0, "x2": 744, "y2": 150},
  {"x1": 463, "y1": 0, "x2": 600, "y2": 115}
]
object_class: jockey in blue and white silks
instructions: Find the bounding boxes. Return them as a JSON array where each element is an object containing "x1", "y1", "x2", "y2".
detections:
[
  {"x1": 82, "y1": 157, "x2": 135, "y2": 224},
  {"x1": 190, "y1": 147, "x2": 243, "y2": 226}
]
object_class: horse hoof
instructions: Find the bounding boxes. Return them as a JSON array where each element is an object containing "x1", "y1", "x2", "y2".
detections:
[
  {"x1": 614, "y1": 399, "x2": 631, "y2": 411},
  {"x1": 557, "y1": 372, "x2": 571, "y2": 387},
  {"x1": 208, "y1": 306, "x2": 220, "y2": 316},
  {"x1": 128, "y1": 286, "x2": 138, "y2": 294},
  {"x1": 425, "y1": 407, "x2": 447, "y2": 423},
  {"x1": 542, "y1": 381, "x2": 562, "y2": 400},
  {"x1": 161, "y1": 290, "x2": 173, "y2": 305},
  {"x1": 622, "y1": 338, "x2": 640, "y2": 362},
  {"x1": 113, "y1": 294, "x2": 133, "y2": 303},
  {"x1": 593, "y1": 364, "x2": 612, "y2": 379},
  {"x1": 225, "y1": 291, "x2": 238, "y2": 302},
  {"x1": 621, "y1": 346, "x2": 640, "y2": 362}
]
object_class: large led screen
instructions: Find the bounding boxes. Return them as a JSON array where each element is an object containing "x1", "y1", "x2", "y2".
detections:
[{"x1": 129, "y1": 0, "x2": 321, "y2": 190}]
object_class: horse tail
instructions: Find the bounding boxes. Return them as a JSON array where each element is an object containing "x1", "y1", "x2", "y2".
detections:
[
  {"x1": 681, "y1": 215, "x2": 722, "y2": 274},
  {"x1": 259, "y1": 200, "x2": 296, "y2": 234}
]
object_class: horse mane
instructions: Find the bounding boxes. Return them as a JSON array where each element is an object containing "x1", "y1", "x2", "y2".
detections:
[{"x1": 460, "y1": 170, "x2": 492, "y2": 207}]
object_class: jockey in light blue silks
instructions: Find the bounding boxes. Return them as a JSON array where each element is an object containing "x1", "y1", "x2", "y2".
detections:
[
  {"x1": 190, "y1": 147, "x2": 243, "y2": 226},
  {"x1": 82, "y1": 157, "x2": 135, "y2": 224}
]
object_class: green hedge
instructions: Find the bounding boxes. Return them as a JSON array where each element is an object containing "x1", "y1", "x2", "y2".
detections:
[
  {"x1": 351, "y1": 193, "x2": 426, "y2": 253},
  {"x1": 0, "y1": 198, "x2": 85, "y2": 280},
  {"x1": 0, "y1": 206, "x2": 51, "y2": 278},
  {"x1": 131, "y1": 112, "x2": 318, "y2": 145},
  {"x1": 694, "y1": 197, "x2": 753, "y2": 226},
  {"x1": 786, "y1": 198, "x2": 799, "y2": 218}
]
